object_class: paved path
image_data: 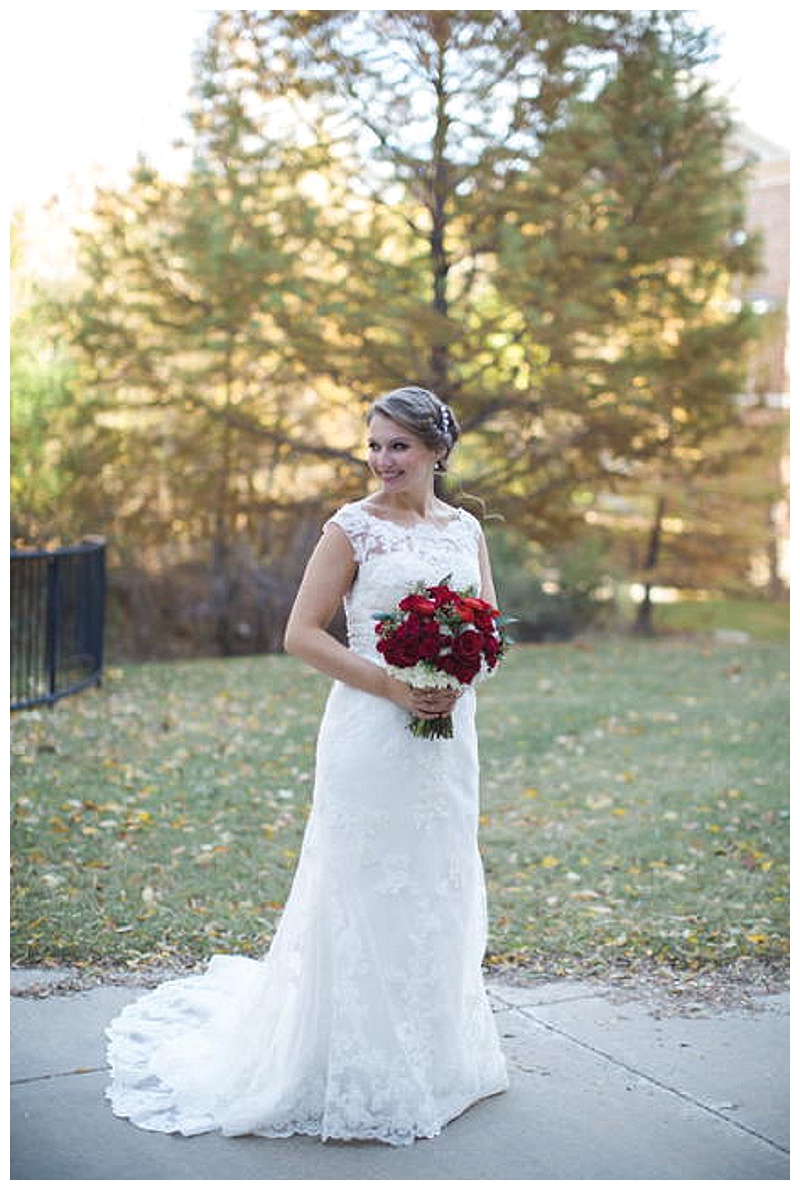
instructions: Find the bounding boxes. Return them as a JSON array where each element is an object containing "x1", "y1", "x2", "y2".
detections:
[{"x1": 10, "y1": 969, "x2": 789, "y2": 1180}]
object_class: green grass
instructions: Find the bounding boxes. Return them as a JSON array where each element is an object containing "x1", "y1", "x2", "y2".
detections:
[
  {"x1": 645, "y1": 596, "x2": 789, "y2": 641},
  {"x1": 10, "y1": 638, "x2": 789, "y2": 981},
  {"x1": 477, "y1": 638, "x2": 788, "y2": 977}
]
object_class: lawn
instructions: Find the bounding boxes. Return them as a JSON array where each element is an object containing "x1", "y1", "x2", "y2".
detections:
[
  {"x1": 10, "y1": 636, "x2": 789, "y2": 983},
  {"x1": 478, "y1": 637, "x2": 788, "y2": 978},
  {"x1": 646, "y1": 596, "x2": 789, "y2": 642}
]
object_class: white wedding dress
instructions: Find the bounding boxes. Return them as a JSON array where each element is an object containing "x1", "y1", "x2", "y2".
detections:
[{"x1": 106, "y1": 500, "x2": 508, "y2": 1145}]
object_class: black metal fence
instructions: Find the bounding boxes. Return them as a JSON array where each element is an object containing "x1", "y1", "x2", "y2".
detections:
[{"x1": 10, "y1": 540, "x2": 107, "y2": 711}]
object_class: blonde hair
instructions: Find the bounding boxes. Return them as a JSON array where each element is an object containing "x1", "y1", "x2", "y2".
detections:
[{"x1": 367, "y1": 386, "x2": 460, "y2": 471}]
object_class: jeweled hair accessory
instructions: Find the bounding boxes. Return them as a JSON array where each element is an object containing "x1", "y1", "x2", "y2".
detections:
[{"x1": 438, "y1": 403, "x2": 454, "y2": 440}]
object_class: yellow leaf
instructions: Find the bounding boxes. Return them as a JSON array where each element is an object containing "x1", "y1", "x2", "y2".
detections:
[
  {"x1": 540, "y1": 855, "x2": 560, "y2": 869},
  {"x1": 522, "y1": 788, "x2": 538, "y2": 798},
  {"x1": 587, "y1": 795, "x2": 613, "y2": 810}
]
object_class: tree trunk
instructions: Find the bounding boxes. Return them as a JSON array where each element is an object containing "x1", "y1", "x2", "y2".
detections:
[
  {"x1": 633, "y1": 494, "x2": 666, "y2": 635},
  {"x1": 767, "y1": 502, "x2": 788, "y2": 600},
  {"x1": 212, "y1": 361, "x2": 238, "y2": 655},
  {"x1": 428, "y1": 40, "x2": 451, "y2": 395}
]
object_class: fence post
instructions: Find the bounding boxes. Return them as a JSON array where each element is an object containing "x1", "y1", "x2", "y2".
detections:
[{"x1": 44, "y1": 554, "x2": 61, "y2": 700}]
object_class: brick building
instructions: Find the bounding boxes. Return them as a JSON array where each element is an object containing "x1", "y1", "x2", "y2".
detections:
[
  {"x1": 729, "y1": 126, "x2": 790, "y2": 591},
  {"x1": 730, "y1": 126, "x2": 790, "y2": 405}
]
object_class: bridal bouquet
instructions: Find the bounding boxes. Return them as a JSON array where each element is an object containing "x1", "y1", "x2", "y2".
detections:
[{"x1": 373, "y1": 576, "x2": 509, "y2": 739}]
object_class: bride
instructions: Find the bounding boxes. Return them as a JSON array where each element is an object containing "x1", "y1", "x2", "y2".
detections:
[{"x1": 106, "y1": 386, "x2": 509, "y2": 1146}]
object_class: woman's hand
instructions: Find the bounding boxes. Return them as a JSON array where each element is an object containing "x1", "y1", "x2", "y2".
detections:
[{"x1": 385, "y1": 675, "x2": 461, "y2": 720}]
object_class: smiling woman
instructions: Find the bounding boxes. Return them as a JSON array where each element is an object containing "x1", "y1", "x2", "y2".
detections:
[
  {"x1": 367, "y1": 419, "x2": 429, "y2": 492},
  {"x1": 105, "y1": 385, "x2": 508, "y2": 1145},
  {"x1": 367, "y1": 385, "x2": 460, "y2": 484}
]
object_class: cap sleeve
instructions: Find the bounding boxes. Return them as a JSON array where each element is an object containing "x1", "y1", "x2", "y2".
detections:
[
  {"x1": 455, "y1": 506, "x2": 483, "y2": 543},
  {"x1": 324, "y1": 503, "x2": 370, "y2": 565}
]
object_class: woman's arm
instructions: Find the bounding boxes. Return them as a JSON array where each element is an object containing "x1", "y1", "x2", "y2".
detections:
[
  {"x1": 284, "y1": 524, "x2": 455, "y2": 718},
  {"x1": 477, "y1": 529, "x2": 498, "y2": 606},
  {"x1": 284, "y1": 524, "x2": 385, "y2": 695}
]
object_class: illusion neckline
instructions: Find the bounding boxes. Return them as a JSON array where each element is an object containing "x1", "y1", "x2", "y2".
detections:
[{"x1": 356, "y1": 500, "x2": 464, "y2": 532}]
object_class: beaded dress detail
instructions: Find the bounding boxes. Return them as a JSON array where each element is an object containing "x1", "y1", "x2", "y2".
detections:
[{"x1": 105, "y1": 499, "x2": 508, "y2": 1145}]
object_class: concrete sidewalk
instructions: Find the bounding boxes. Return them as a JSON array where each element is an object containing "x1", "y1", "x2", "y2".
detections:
[{"x1": 11, "y1": 969, "x2": 789, "y2": 1180}]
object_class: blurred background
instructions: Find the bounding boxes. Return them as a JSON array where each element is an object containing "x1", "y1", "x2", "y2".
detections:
[{"x1": 9, "y1": 7, "x2": 790, "y2": 660}]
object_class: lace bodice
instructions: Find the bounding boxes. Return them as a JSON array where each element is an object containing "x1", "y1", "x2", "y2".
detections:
[{"x1": 327, "y1": 501, "x2": 484, "y2": 658}]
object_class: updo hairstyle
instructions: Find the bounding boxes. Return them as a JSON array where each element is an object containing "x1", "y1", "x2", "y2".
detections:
[{"x1": 366, "y1": 386, "x2": 461, "y2": 472}]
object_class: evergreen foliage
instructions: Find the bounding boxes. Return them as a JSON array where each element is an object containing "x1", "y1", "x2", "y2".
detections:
[{"x1": 11, "y1": 10, "x2": 780, "y2": 654}]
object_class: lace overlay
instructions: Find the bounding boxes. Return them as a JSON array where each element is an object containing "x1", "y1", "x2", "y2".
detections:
[{"x1": 105, "y1": 500, "x2": 508, "y2": 1145}]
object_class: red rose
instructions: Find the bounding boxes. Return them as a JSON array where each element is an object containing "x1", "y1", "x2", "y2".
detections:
[
  {"x1": 462, "y1": 595, "x2": 499, "y2": 616},
  {"x1": 482, "y1": 642, "x2": 500, "y2": 670},
  {"x1": 391, "y1": 640, "x2": 420, "y2": 666},
  {"x1": 452, "y1": 627, "x2": 484, "y2": 661},
  {"x1": 440, "y1": 652, "x2": 481, "y2": 684},
  {"x1": 398, "y1": 594, "x2": 438, "y2": 616},
  {"x1": 439, "y1": 632, "x2": 483, "y2": 683},
  {"x1": 378, "y1": 624, "x2": 420, "y2": 667},
  {"x1": 415, "y1": 621, "x2": 444, "y2": 660},
  {"x1": 427, "y1": 585, "x2": 457, "y2": 608}
]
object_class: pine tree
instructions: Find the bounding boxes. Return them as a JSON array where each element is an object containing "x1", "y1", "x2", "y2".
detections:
[
  {"x1": 59, "y1": 10, "x2": 766, "y2": 652},
  {"x1": 221, "y1": 9, "x2": 760, "y2": 538},
  {"x1": 65, "y1": 16, "x2": 368, "y2": 650}
]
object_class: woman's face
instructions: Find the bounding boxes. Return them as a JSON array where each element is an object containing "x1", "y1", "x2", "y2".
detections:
[{"x1": 366, "y1": 412, "x2": 439, "y2": 495}]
